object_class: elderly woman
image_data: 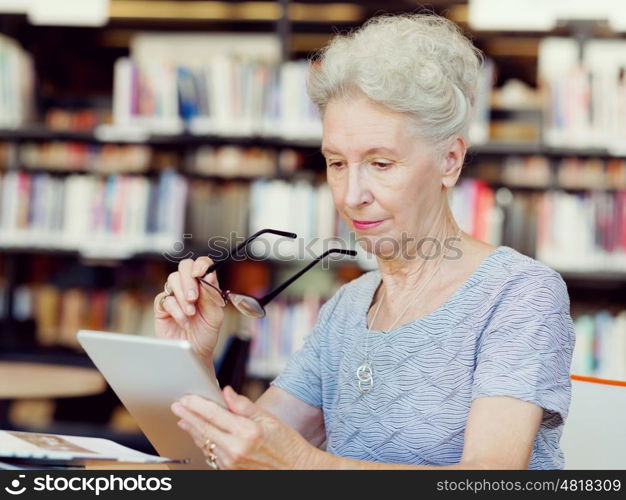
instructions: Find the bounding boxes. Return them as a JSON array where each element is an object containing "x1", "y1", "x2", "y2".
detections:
[{"x1": 154, "y1": 14, "x2": 575, "y2": 469}]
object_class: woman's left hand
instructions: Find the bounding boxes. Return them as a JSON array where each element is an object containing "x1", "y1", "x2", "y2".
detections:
[{"x1": 171, "y1": 386, "x2": 319, "y2": 469}]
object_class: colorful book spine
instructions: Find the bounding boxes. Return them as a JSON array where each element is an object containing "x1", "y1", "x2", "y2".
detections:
[
  {"x1": 571, "y1": 310, "x2": 626, "y2": 381},
  {"x1": 0, "y1": 170, "x2": 187, "y2": 258},
  {"x1": 108, "y1": 34, "x2": 492, "y2": 140},
  {"x1": 246, "y1": 294, "x2": 324, "y2": 379}
]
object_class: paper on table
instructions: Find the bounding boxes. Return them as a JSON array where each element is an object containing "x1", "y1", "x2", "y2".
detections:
[{"x1": 0, "y1": 430, "x2": 186, "y2": 464}]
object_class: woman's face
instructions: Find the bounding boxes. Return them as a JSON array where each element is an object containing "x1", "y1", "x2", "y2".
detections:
[{"x1": 322, "y1": 92, "x2": 454, "y2": 260}]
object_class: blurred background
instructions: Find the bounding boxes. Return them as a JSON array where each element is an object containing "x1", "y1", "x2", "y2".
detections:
[{"x1": 1, "y1": 0, "x2": 625, "y2": 454}]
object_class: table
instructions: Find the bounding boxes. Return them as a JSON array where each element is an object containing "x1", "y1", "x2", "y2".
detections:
[
  {"x1": 0, "y1": 361, "x2": 106, "y2": 427},
  {"x1": 0, "y1": 361, "x2": 105, "y2": 399},
  {"x1": 0, "y1": 363, "x2": 172, "y2": 470}
]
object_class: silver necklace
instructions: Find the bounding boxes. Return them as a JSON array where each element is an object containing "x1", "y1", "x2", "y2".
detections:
[
  {"x1": 356, "y1": 287, "x2": 386, "y2": 394},
  {"x1": 356, "y1": 229, "x2": 461, "y2": 394}
]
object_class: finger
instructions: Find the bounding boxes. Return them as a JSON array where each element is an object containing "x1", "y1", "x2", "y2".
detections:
[
  {"x1": 190, "y1": 258, "x2": 223, "y2": 308},
  {"x1": 173, "y1": 395, "x2": 245, "y2": 433},
  {"x1": 192, "y1": 261, "x2": 225, "y2": 310},
  {"x1": 177, "y1": 418, "x2": 230, "y2": 457},
  {"x1": 196, "y1": 277, "x2": 227, "y2": 310},
  {"x1": 160, "y1": 296, "x2": 190, "y2": 331},
  {"x1": 177, "y1": 418, "x2": 231, "y2": 469},
  {"x1": 199, "y1": 264, "x2": 220, "y2": 289},
  {"x1": 223, "y1": 386, "x2": 261, "y2": 420},
  {"x1": 154, "y1": 292, "x2": 170, "y2": 317},
  {"x1": 167, "y1": 272, "x2": 196, "y2": 316},
  {"x1": 178, "y1": 258, "x2": 199, "y2": 303},
  {"x1": 191, "y1": 256, "x2": 215, "y2": 279}
]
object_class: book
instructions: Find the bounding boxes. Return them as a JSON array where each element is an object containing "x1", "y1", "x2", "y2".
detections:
[
  {"x1": 539, "y1": 37, "x2": 626, "y2": 153},
  {"x1": 469, "y1": 57, "x2": 495, "y2": 145},
  {"x1": 18, "y1": 141, "x2": 151, "y2": 173},
  {"x1": 0, "y1": 34, "x2": 35, "y2": 128},
  {"x1": 536, "y1": 189, "x2": 626, "y2": 272},
  {"x1": 571, "y1": 310, "x2": 626, "y2": 381},
  {"x1": 457, "y1": 158, "x2": 626, "y2": 272},
  {"x1": 106, "y1": 33, "x2": 283, "y2": 136},
  {"x1": 0, "y1": 430, "x2": 182, "y2": 466},
  {"x1": 246, "y1": 293, "x2": 326, "y2": 379},
  {"x1": 187, "y1": 145, "x2": 276, "y2": 178},
  {"x1": 105, "y1": 31, "x2": 495, "y2": 140},
  {"x1": 449, "y1": 178, "x2": 503, "y2": 247},
  {"x1": 0, "y1": 169, "x2": 187, "y2": 258}
]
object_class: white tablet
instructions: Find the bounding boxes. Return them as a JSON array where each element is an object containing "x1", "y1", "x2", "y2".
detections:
[{"x1": 76, "y1": 330, "x2": 225, "y2": 470}]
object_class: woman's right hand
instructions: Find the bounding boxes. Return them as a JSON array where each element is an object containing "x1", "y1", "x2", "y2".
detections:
[{"x1": 153, "y1": 257, "x2": 225, "y2": 363}]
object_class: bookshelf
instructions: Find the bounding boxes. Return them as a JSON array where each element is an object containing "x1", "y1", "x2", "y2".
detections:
[
  {"x1": 1, "y1": 0, "x2": 626, "y2": 401},
  {"x1": 5, "y1": 127, "x2": 626, "y2": 158}
]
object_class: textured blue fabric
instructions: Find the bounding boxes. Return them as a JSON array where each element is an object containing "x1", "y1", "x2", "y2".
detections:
[{"x1": 271, "y1": 246, "x2": 576, "y2": 469}]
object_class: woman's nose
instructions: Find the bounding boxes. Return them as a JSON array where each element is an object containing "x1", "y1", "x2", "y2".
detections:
[{"x1": 343, "y1": 165, "x2": 373, "y2": 209}]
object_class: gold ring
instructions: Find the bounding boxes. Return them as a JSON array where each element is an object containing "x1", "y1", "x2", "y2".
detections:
[
  {"x1": 206, "y1": 454, "x2": 218, "y2": 470},
  {"x1": 203, "y1": 437, "x2": 218, "y2": 469},
  {"x1": 158, "y1": 295, "x2": 167, "y2": 312}
]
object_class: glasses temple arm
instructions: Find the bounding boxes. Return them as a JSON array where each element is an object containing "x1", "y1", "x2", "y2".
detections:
[
  {"x1": 258, "y1": 249, "x2": 357, "y2": 307},
  {"x1": 204, "y1": 228, "x2": 297, "y2": 275}
]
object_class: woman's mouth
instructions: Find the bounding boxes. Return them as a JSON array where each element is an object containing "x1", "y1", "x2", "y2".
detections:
[{"x1": 352, "y1": 219, "x2": 385, "y2": 230}]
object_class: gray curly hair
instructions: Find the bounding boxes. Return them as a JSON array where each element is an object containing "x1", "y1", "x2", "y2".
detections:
[{"x1": 307, "y1": 13, "x2": 483, "y2": 151}]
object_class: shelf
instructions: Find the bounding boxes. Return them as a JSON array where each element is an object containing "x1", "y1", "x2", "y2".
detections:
[
  {"x1": 2, "y1": 244, "x2": 625, "y2": 286},
  {"x1": 474, "y1": 181, "x2": 626, "y2": 193},
  {"x1": 560, "y1": 271, "x2": 626, "y2": 283},
  {"x1": 107, "y1": 0, "x2": 420, "y2": 25},
  {"x1": 4, "y1": 165, "x2": 621, "y2": 190},
  {"x1": 0, "y1": 348, "x2": 93, "y2": 368},
  {"x1": 468, "y1": 143, "x2": 626, "y2": 159},
  {"x1": 0, "y1": 245, "x2": 178, "y2": 262},
  {"x1": 4, "y1": 127, "x2": 626, "y2": 159},
  {"x1": 0, "y1": 127, "x2": 101, "y2": 143},
  {"x1": 0, "y1": 244, "x2": 362, "y2": 269},
  {"x1": 0, "y1": 168, "x2": 284, "y2": 181},
  {"x1": 0, "y1": 126, "x2": 322, "y2": 150}
]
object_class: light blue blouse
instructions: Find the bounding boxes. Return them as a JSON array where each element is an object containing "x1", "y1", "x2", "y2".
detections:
[{"x1": 271, "y1": 245, "x2": 576, "y2": 469}]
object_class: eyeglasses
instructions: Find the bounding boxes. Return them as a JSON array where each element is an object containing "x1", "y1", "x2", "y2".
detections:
[{"x1": 198, "y1": 228, "x2": 356, "y2": 318}]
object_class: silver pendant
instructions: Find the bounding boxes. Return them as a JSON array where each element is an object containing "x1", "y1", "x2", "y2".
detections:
[{"x1": 356, "y1": 363, "x2": 373, "y2": 394}]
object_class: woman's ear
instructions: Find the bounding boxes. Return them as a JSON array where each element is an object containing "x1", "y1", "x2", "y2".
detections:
[{"x1": 441, "y1": 136, "x2": 467, "y2": 189}]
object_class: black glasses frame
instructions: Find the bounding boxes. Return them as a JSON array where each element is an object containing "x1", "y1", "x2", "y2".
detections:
[{"x1": 198, "y1": 228, "x2": 356, "y2": 317}]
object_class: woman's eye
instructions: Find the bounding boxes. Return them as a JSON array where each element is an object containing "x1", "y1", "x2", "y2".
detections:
[
  {"x1": 373, "y1": 162, "x2": 391, "y2": 169},
  {"x1": 328, "y1": 162, "x2": 344, "y2": 168}
]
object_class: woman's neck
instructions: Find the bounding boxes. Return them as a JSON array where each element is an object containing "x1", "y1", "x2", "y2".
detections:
[{"x1": 375, "y1": 208, "x2": 462, "y2": 297}]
